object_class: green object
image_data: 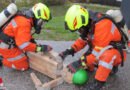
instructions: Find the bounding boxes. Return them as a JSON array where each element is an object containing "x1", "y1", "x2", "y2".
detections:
[
  {"x1": 72, "y1": 69, "x2": 89, "y2": 85},
  {"x1": 65, "y1": 5, "x2": 89, "y2": 32},
  {"x1": 32, "y1": 3, "x2": 51, "y2": 21}
]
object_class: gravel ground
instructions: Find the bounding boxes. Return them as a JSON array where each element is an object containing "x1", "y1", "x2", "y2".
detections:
[{"x1": 0, "y1": 40, "x2": 130, "y2": 90}]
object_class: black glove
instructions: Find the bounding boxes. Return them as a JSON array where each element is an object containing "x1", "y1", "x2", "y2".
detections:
[
  {"x1": 83, "y1": 79, "x2": 105, "y2": 90},
  {"x1": 36, "y1": 45, "x2": 52, "y2": 52},
  {"x1": 30, "y1": 38, "x2": 36, "y2": 44},
  {"x1": 59, "y1": 47, "x2": 75, "y2": 60},
  {"x1": 0, "y1": 55, "x2": 3, "y2": 67},
  {"x1": 67, "y1": 59, "x2": 82, "y2": 73}
]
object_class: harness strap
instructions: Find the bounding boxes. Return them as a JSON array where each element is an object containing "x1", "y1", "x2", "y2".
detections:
[
  {"x1": 0, "y1": 31, "x2": 15, "y2": 48},
  {"x1": 96, "y1": 45, "x2": 113, "y2": 60}
]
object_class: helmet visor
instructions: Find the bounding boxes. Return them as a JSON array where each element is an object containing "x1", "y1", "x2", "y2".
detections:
[{"x1": 34, "y1": 18, "x2": 44, "y2": 34}]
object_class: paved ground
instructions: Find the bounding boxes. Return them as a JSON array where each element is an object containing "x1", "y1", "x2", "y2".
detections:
[{"x1": 0, "y1": 40, "x2": 130, "y2": 90}]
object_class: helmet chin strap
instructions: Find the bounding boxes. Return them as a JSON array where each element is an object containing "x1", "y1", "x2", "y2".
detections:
[
  {"x1": 33, "y1": 18, "x2": 43, "y2": 34},
  {"x1": 78, "y1": 26, "x2": 89, "y2": 40}
]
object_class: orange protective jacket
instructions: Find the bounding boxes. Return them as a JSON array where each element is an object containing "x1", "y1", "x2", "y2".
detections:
[
  {"x1": 72, "y1": 15, "x2": 126, "y2": 81},
  {"x1": 3, "y1": 15, "x2": 36, "y2": 51},
  {"x1": 0, "y1": 15, "x2": 36, "y2": 70}
]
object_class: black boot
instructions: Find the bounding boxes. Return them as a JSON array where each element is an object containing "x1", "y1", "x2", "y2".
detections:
[
  {"x1": 0, "y1": 55, "x2": 3, "y2": 67},
  {"x1": 110, "y1": 66, "x2": 118, "y2": 75},
  {"x1": 84, "y1": 79, "x2": 105, "y2": 90}
]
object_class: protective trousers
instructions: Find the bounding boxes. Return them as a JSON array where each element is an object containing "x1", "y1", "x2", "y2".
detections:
[
  {"x1": 85, "y1": 48, "x2": 126, "y2": 82},
  {"x1": 0, "y1": 47, "x2": 29, "y2": 71}
]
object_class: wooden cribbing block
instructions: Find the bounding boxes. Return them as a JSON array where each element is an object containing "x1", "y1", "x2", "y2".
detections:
[
  {"x1": 30, "y1": 73, "x2": 42, "y2": 87},
  {"x1": 62, "y1": 67, "x2": 74, "y2": 83},
  {"x1": 30, "y1": 73, "x2": 64, "y2": 90},
  {"x1": 28, "y1": 51, "x2": 63, "y2": 79},
  {"x1": 30, "y1": 66, "x2": 74, "y2": 90},
  {"x1": 52, "y1": 67, "x2": 74, "y2": 84},
  {"x1": 42, "y1": 77, "x2": 64, "y2": 89}
]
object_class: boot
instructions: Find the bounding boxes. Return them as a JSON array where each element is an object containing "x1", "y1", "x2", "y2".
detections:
[
  {"x1": 84, "y1": 79, "x2": 105, "y2": 90},
  {"x1": 110, "y1": 66, "x2": 118, "y2": 75},
  {"x1": 0, "y1": 55, "x2": 3, "y2": 67}
]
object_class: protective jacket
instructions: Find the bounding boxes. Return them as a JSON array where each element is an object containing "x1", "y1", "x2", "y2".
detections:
[
  {"x1": 0, "y1": 15, "x2": 36, "y2": 71},
  {"x1": 71, "y1": 11, "x2": 126, "y2": 82}
]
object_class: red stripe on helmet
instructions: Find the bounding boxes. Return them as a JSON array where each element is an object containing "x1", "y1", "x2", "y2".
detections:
[
  {"x1": 44, "y1": 9, "x2": 48, "y2": 18},
  {"x1": 80, "y1": 7, "x2": 87, "y2": 13},
  {"x1": 73, "y1": 17, "x2": 77, "y2": 29}
]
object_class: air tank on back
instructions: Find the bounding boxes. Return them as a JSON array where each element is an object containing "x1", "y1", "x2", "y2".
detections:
[{"x1": 0, "y1": 3, "x2": 17, "y2": 27}]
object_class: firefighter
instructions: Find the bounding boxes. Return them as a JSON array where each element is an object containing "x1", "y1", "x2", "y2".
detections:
[
  {"x1": 0, "y1": 3, "x2": 52, "y2": 71},
  {"x1": 59, "y1": 5, "x2": 126, "y2": 90}
]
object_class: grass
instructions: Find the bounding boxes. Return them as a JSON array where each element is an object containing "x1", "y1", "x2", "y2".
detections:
[
  {"x1": 34, "y1": 16, "x2": 78, "y2": 40},
  {"x1": 33, "y1": 3, "x2": 119, "y2": 41}
]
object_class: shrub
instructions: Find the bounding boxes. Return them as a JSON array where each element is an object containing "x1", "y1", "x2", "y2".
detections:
[{"x1": 41, "y1": 0, "x2": 65, "y2": 5}]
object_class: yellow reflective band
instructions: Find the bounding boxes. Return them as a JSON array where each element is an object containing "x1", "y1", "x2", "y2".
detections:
[
  {"x1": 82, "y1": 62, "x2": 86, "y2": 66},
  {"x1": 36, "y1": 47, "x2": 42, "y2": 52},
  {"x1": 81, "y1": 56, "x2": 85, "y2": 60},
  {"x1": 95, "y1": 46, "x2": 103, "y2": 50}
]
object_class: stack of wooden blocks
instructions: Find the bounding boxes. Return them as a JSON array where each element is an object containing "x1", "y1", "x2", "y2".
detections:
[{"x1": 28, "y1": 51, "x2": 74, "y2": 90}]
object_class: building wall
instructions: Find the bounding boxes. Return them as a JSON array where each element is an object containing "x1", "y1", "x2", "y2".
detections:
[{"x1": 89, "y1": 0, "x2": 121, "y2": 7}]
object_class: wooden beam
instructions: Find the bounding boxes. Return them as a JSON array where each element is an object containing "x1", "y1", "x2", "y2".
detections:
[
  {"x1": 42, "y1": 77, "x2": 64, "y2": 89},
  {"x1": 30, "y1": 73, "x2": 42, "y2": 87},
  {"x1": 52, "y1": 67, "x2": 74, "y2": 84},
  {"x1": 62, "y1": 67, "x2": 74, "y2": 83},
  {"x1": 28, "y1": 51, "x2": 63, "y2": 79}
]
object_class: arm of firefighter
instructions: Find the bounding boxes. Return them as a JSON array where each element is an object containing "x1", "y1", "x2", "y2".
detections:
[
  {"x1": 72, "y1": 38, "x2": 87, "y2": 52},
  {"x1": 15, "y1": 19, "x2": 37, "y2": 52}
]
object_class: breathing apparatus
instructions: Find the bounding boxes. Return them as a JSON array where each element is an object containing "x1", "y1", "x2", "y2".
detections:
[{"x1": 0, "y1": 3, "x2": 17, "y2": 28}]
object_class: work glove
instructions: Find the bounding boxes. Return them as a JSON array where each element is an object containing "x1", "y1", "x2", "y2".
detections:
[
  {"x1": 36, "y1": 45, "x2": 52, "y2": 52},
  {"x1": 83, "y1": 79, "x2": 105, "y2": 90},
  {"x1": 59, "y1": 47, "x2": 75, "y2": 60},
  {"x1": 67, "y1": 59, "x2": 82, "y2": 73},
  {"x1": 30, "y1": 38, "x2": 36, "y2": 44},
  {"x1": 0, "y1": 55, "x2": 3, "y2": 67}
]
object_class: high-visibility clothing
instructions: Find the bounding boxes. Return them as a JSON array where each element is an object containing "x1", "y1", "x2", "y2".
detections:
[
  {"x1": 0, "y1": 15, "x2": 36, "y2": 71},
  {"x1": 95, "y1": 48, "x2": 126, "y2": 81},
  {"x1": 72, "y1": 17, "x2": 126, "y2": 81}
]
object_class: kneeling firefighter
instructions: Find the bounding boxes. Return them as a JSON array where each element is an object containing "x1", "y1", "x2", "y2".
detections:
[
  {"x1": 59, "y1": 5, "x2": 127, "y2": 90},
  {"x1": 0, "y1": 3, "x2": 52, "y2": 71}
]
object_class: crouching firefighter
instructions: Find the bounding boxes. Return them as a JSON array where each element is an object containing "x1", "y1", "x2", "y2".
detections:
[
  {"x1": 59, "y1": 5, "x2": 127, "y2": 90},
  {"x1": 0, "y1": 3, "x2": 52, "y2": 71}
]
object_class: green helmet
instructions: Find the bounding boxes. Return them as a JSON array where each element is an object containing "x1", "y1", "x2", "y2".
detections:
[
  {"x1": 72, "y1": 69, "x2": 89, "y2": 85},
  {"x1": 65, "y1": 5, "x2": 89, "y2": 32},
  {"x1": 32, "y1": 3, "x2": 51, "y2": 21}
]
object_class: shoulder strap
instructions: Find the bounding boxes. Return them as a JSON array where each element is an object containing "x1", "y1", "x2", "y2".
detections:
[
  {"x1": 0, "y1": 31, "x2": 15, "y2": 45},
  {"x1": 16, "y1": 10, "x2": 34, "y2": 18}
]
